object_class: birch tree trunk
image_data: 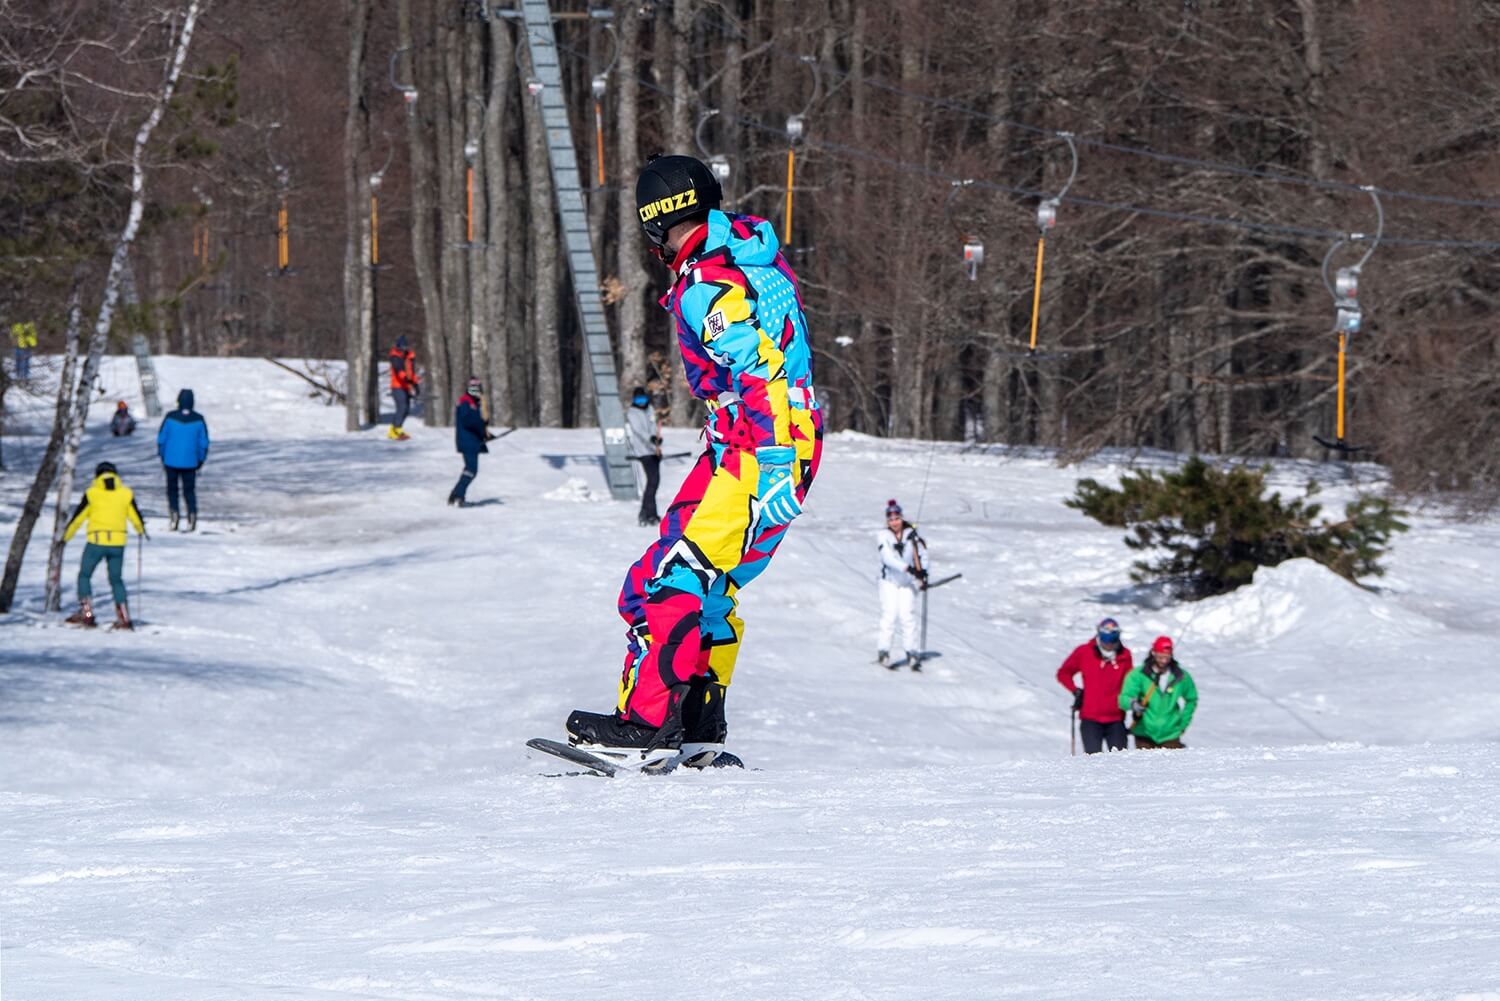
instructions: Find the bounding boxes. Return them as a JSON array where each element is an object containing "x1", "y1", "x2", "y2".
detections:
[
  {"x1": 0, "y1": 271, "x2": 84, "y2": 612},
  {"x1": 613, "y1": 1, "x2": 649, "y2": 400},
  {"x1": 435, "y1": 18, "x2": 470, "y2": 409},
  {"x1": 398, "y1": 0, "x2": 450, "y2": 425},
  {"x1": 522, "y1": 46, "x2": 562, "y2": 426},
  {"x1": 666, "y1": 0, "x2": 696, "y2": 427},
  {"x1": 44, "y1": 0, "x2": 206, "y2": 611},
  {"x1": 483, "y1": 16, "x2": 516, "y2": 425},
  {"x1": 343, "y1": 0, "x2": 376, "y2": 431}
]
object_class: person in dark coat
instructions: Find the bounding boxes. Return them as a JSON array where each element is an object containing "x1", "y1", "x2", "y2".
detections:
[
  {"x1": 156, "y1": 388, "x2": 210, "y2": 531},
  {"x1": 448, "y1": 377, "x2": 493, "y2": 507},
  {"x1": 110, "y1": 401, "x2": 137, "y2": 437}
]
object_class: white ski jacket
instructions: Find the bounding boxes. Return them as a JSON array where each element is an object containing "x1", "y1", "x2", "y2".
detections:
[{"x1": 876, "y1": 523, "x2": 926, "y2": 590}]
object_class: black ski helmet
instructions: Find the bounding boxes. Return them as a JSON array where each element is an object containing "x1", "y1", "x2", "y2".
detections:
[
  {"x1": 635, "y1": 153, "x2": 721, "y2": 250},
  {"x1": 94, "y1": 461, "x2": 117, "y2": 478}
]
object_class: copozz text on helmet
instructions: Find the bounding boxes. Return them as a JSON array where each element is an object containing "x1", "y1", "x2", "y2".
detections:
[{"x1": 638, "y1": 187, "x2": 699, "y2": 224}]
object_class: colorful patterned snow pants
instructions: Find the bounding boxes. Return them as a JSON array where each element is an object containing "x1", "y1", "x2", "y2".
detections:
[{"x1": 616, "y1": 406, "x2": 822, "y2": 728}]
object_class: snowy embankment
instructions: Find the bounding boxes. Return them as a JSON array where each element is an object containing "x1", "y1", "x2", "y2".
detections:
[{"x1": 2, "y1": 357, "x2": 1498, "y2": 999}]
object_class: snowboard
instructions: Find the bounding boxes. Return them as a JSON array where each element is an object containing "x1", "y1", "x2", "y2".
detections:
[{"x1": 525, "y1": 737, "x2": 744, "y2": 778}]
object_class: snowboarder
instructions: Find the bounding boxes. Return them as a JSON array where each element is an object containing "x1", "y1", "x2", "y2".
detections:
[
  {"x1": 62, "y1": 461, "x2": 147, "y2": 630},
  {"x1": 448, "y1": 377, "x2": 491, "y2": 508},
  {"x1": 1056, "y1": 617, "x2": 1135, "y2": 754},
  {"x1": 625, "y1": 385, "x2": 663, "y2": 526},
  {"x1": 110, "y1": 401, "x2": 137, "y2": 437},
  {"x1": 565, "y1": 153, "x2": 822, "y2": 767},
  {"x1": 1120, "y1": 635, "x2": 1199, "y2": 749},
  {"x1": 876, "y1": 498, "x2": 927, "y2": 669},
  {"x1": 387, "y1": 335, "x2": 420, "y2": 440},
  {"x1": 156, "y1": 388, "x2": 209, "y2": 532}
]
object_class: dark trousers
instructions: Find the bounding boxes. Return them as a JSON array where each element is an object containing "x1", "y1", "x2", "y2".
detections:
[
  {"x1": 637, "y1": 455, "x2": 661, "y2": 522},
  {"x1": 78, "y1": 542, "x2": 127, "y2": 604},
  {"x1": 392, "y1": 388, "x2": 410, "y2": 428},
  {"x1": 1080, "y1": 719, "x2": 1128, "y2": 754},
  {"x1": 165, "y1": 466, "x2": 198, "y2": 515},
  {"x1": 1134, "y1": 734, "x2": 1185, "y2": 750},
  {"x1": 451, "y1": 450, "x2": 479, "y2": 500}
]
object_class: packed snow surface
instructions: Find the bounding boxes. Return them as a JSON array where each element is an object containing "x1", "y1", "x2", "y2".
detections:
[{"x1": 3, "y1": 357, "x2": 1498, "y2": 999}]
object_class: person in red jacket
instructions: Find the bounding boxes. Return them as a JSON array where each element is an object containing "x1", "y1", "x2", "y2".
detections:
[
  {"x1": 387, "y1": 335, "x2": 420, "y2": 440},
  {"x1": 1056, "y1": 617, "x2": 1134, "y2": 754}
]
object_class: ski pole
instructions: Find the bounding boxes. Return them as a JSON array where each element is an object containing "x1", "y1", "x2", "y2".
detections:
[
  {"x1": 136, "y1": 532, "x2": 143, "y2": 620},
  {"x1": 925, "y1": 572, "x2": 963, "y2": 590},
  {"x1": 1070, "y1": 708, "x2": 1077, "y2": 757},
  {"x1": 920, "y1": 586, "x2": 929, "y2": 653}
]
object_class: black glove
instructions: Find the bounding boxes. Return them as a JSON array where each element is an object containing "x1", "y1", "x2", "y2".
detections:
[
  {"x1": 1130, "y1": 699, "x2": 1146, "y2": 714},
  {"x1": 912, "y1": 567, "x2": 928, "y2": 582},
  {"x1": 1071, "y1": 689, "x2": 1084, "y2": 711}
]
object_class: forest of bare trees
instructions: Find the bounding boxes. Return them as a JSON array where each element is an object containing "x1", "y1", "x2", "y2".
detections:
[{"x1": 3, "y1": 0, "x2": 1499, "y2": 504}]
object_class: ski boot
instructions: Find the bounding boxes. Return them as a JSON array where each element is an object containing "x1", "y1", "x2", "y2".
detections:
[
  {"x1": 186, "y1": 512, "x2": 197, "y2": 533},
  {"x1": 169, "y1": 511, "x2": 180, "y2": 531},
  {"x1": 680, "y1": 673, "x2": 729, "y2": 768},
  {"x1": 906, "y1": 650, "x2": 922, "y2": 672},
  {"x1": 64, "y1": 597, "x2": 97, "y2": 629},
  {"x1": 109, "y1": 602, "x2": 134, "y2": 632},
  {"x1": 566, "y1": 686, "x2": 686, "y2": 772},
  {"x1": 447, "y1": 494, "x2": 466, "y2": 508},
  {"x1": 877, "y1": 649, "x2": 893, "y2": 670}
]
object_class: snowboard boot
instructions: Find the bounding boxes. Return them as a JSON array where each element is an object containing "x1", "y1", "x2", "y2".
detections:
[
  {"x1": 186, "y1": 512, "x2": 197, "y2": 533},
  {"x1": 878, "y1": 650, "x2": 893, "y2": 670},
  {"x1": 906, "y1": 650, "x2": 922, "y2": 672},
  {"x1": 566, "y1": 685, "x2": 686, "y2": 771},
  {"x1": 680, "y1": 674, "x2": 728, "y2": 768},
  {"x1": 109, "y1": 602, "x2": 134, "y2": 631},
  {"x1": 64, "y1": 597, "x2": 97, "y2": 628},
  {"x1": 169, "y1": 511, "x2": 180, "y2": 531}
]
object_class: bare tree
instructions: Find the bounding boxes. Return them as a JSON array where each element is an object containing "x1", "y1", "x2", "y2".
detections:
[{"x1": 43, "y1": 0, "x2": 210, "y2": 611}]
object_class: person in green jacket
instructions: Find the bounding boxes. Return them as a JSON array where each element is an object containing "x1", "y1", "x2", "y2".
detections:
[{"x1": 1119, "y1": 635, "x2": 1198, "y2": 749}]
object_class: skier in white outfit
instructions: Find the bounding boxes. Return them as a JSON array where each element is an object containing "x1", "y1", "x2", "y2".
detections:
[{"x1": 876, "y1": 498, "x2": 927, "y2": 669}]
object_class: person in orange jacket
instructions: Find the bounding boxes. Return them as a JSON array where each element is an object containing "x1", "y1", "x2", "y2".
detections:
[
  {"x1": 1055, "y1": 617, "x2": 1135, "y2": 754},
  {"x1": 387, "y1": 335, "x2": 420, "y2": 440}
]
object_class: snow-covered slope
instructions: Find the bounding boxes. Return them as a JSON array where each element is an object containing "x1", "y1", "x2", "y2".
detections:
[{"x1": 2, "y1": 356, "x2": 1497, "y2": 999}]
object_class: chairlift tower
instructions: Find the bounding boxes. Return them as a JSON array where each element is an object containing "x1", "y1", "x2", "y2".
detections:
[{"x1": 509, "y1": 0, "x2": 634, "y2": 500}]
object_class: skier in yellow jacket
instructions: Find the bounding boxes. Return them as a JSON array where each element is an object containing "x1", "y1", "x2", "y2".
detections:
[{"x1": 63, "y1": 462, "x2": 147, "y2": 629}]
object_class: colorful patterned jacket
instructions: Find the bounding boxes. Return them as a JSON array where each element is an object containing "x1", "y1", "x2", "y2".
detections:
[{"x1": 660, "y1": 210, "x2": 817, "y2": 450}]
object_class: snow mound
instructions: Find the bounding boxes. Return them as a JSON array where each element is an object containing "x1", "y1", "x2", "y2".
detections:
[
  {"x1": 542, "y1": 476, "x2": 603, "y2": 502},
  {"x1": 1173, "y1": 558, "x2": 1384, "y2": 644}
]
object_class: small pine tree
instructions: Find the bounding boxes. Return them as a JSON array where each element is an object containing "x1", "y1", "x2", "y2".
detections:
[{"x1": 1066, "y1": 457, "x2": 1408, "y2": 599}]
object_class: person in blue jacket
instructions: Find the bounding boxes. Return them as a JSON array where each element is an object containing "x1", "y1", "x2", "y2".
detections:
[
  {"x1": 157, "y1": 388, "x2": 210, "y2": 531},
  {"x1": 448, "y1": 377, "x2": 494, "y2": 508}
]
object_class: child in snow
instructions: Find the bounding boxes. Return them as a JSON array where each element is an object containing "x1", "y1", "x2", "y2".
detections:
[
  {"x1": 63, "y1": 461, "x2": 147, "y2": 630},
  {"x1": 876, "y1": 498, "x2": 927, "y2": 669},
  {"x1": 1120, "y1": 635, "x2": 1198, "y2": 749},
  {"x1": 565, "y1": 153, "x2": 822, "y2": 768},
  {"x1": 1056, "y1": 617, "x2": 1135, "y2": 753},
  {"x1": 625, "y1": 386, "x2": 663, "y2": 526},
  {"x1": 110, "y1": 401, "x2": 136, "y2": 436},
  {"x1": 156, "y1": 388, "x2": 209, "y2": 532}
]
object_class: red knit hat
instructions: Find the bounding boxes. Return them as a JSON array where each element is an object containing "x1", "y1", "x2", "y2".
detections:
[{"x1": 1151, "y1": 635, "x2": 1174, "y2": 654}]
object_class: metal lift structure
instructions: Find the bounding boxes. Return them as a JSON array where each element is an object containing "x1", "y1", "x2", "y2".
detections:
[{"x1": 504, "y1": 0, "x2": 635, "y2": 500}]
